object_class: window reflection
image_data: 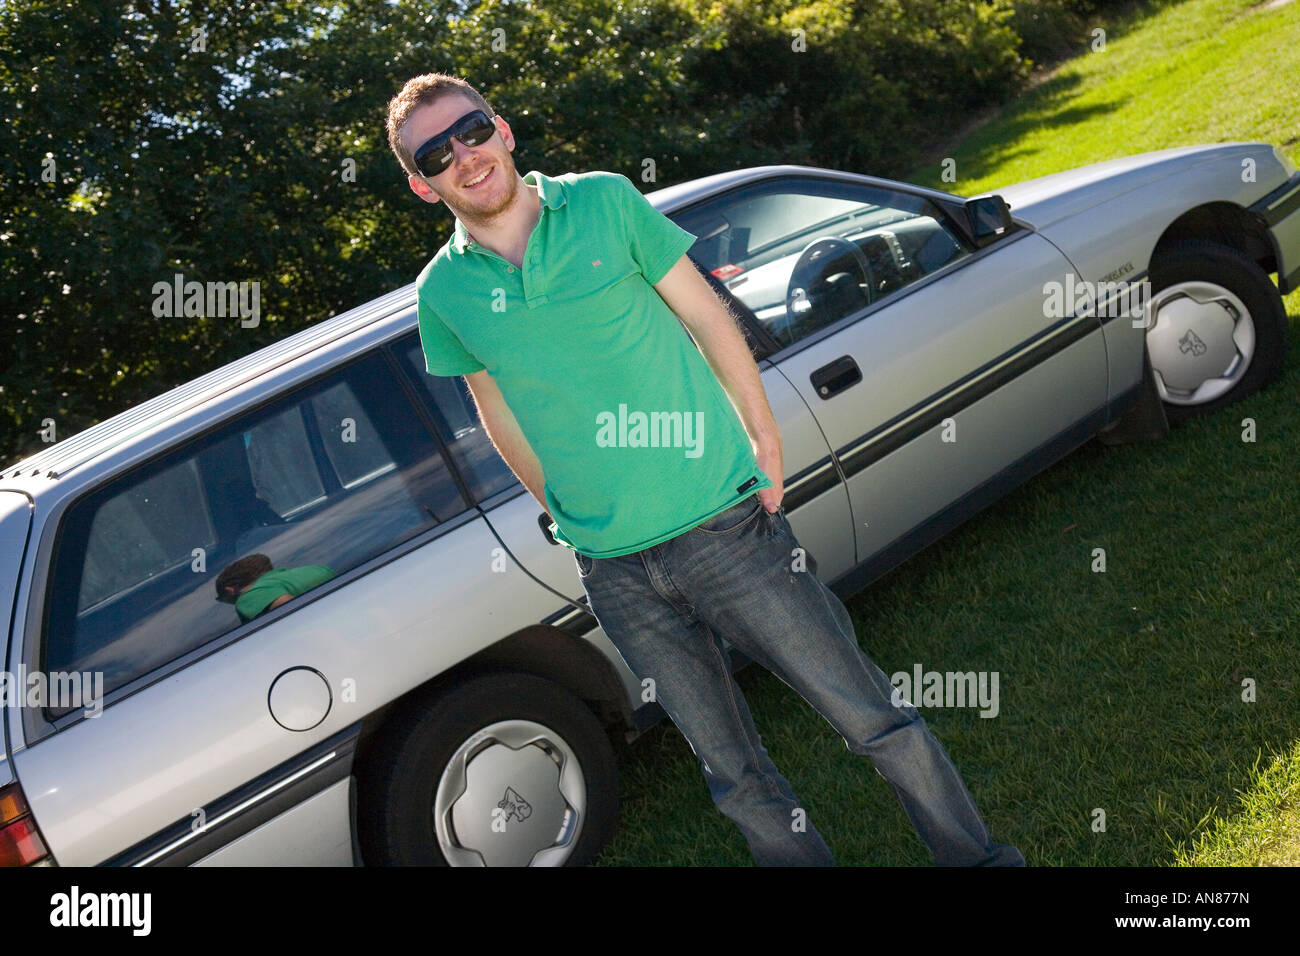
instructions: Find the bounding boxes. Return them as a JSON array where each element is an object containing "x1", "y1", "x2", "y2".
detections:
[{"x1": 45, "y1": 351, "x2": 464, "y2": 711}]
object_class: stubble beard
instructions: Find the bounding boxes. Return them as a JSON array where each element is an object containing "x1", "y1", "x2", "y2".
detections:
[{"x1": 440, "y1": 150, "x2": 522, "y2": 233}]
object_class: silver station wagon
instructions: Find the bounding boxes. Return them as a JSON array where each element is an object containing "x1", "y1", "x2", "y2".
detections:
[{"x1": 2, "y1": 142, "x2": 1297, "y2": 866}]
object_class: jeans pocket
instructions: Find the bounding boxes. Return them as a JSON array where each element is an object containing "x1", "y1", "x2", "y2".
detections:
[
  {"x1": 693, "y1": 495, "x2": 764, "y2": 535},
  {"x1": 766, "y1": 507, "x2": 817, "y2": 572},
  {"x1": 574, "y1": 550, "x2": 597, "y2": 580}
]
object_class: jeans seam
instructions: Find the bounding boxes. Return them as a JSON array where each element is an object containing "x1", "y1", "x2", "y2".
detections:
[
  {"x1": 644, "y1": 548, "x2": 697, "y2": 621},
  {"x1": 701, "y1": 622, "x2": 786, "y2": 805}
]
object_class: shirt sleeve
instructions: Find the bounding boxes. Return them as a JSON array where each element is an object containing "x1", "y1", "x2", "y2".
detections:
[
  {"x1": 611, "y1": 174, "x2": 698, "y2": 285},
  {"x1": 235, "y1": 580, "x2": 287, "y2": 624},
  {"x1": 417, "y1": 292, "x2": 486, "y2": 376}
]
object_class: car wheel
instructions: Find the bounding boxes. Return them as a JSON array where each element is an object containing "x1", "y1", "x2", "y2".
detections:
[
  {"x1": 358, "y1": 671, "x2": 618, "y2": 866},
  {"x1": 1145, "y1": 239, "x2": 1287, "y2": 425}
]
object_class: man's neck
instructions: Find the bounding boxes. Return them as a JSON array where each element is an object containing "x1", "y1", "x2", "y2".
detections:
[{"x1": 459, "y1": 178, "x2": 541, "y2": 269}]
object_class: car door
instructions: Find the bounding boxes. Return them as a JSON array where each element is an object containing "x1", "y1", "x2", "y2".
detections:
[
  {"x1": 9, "y1": 349, "x2": 511, "y2": 866},
  {"x1": 672, "y1": 173, "x2": 1108, "y2": 567}
]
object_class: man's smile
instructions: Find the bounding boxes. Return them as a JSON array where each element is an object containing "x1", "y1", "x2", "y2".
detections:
[{"x1": 462, "y1": 165, "x2": 494, "y2": 189}]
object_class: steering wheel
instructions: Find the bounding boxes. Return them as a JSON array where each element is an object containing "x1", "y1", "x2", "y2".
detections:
[{"x1": 784, "y1": 237, "x2": 875, "y2": 336}]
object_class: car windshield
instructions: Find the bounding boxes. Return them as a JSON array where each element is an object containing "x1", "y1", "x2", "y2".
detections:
[{"x1": 671, "y1": 178, "x2": 970, "y2": 346}]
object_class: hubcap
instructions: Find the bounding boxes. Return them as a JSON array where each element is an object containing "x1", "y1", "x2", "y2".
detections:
[
  {"x1": 433, "y1": 719, "x2": 586, "y2": 866},
  {"x1": 1145, "y1": 280, "x2": 1255, "y2": 405}
]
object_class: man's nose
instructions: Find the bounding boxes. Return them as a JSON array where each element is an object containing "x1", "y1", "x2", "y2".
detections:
[{"x1": 449, "y1": 135, "x2": 481, "y2": 166}]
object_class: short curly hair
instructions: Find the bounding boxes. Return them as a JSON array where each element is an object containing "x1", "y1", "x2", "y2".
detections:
[
  {"x1": 386, "y1": 73, "x2": 495, "y2": 178},
  {"x1": 215, "y1": 553, "x2": 273, "y2": 600}
]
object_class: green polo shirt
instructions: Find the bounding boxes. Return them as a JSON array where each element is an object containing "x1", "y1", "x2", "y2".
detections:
[
  {"x1": 415, "y1": 169, "x2": 772, "y2": 557},
  {"x1": 235, "y1": 565, "x2": 337, "y2": 623}
]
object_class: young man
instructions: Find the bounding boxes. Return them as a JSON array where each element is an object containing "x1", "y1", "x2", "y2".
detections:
[{"x1": 386, "y1": 72, "x2": 1025, "y2": 867}]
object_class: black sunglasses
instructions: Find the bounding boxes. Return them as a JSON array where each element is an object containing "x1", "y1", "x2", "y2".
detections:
[{"x1": 412, "y1": 109, "x2": 498, "y2": 178}]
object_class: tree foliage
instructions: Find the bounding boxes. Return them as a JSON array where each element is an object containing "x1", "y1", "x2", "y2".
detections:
[{"x1": 0, "y1": 0, "x2": 1130, "y2": 463}]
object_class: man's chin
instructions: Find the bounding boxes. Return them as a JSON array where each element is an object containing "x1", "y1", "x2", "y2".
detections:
[{"x1": 448, "y1": 169, "x2": 518, "y2": 222}]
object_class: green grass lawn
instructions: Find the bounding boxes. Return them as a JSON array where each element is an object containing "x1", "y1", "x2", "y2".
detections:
[{"x1": 594, "y1": 0, "x2": 1300, "y2": 866}]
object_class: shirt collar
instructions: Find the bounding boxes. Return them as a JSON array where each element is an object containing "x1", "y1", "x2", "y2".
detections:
[{"x1": 451, "y1": 169, "x2": 565, "y2": 254}]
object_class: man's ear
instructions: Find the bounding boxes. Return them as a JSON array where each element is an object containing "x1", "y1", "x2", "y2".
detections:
[
  {"x1": 495, "y1": 115, "x2": 515, "y2": 151},
  {"x1": 408, "y1": 172, "x2": 443, "y2": 205}
]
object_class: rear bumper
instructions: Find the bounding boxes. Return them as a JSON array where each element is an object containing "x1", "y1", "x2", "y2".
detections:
[{"x1": 1251, "y1": 170, "x2": 1300, "y2": 294}]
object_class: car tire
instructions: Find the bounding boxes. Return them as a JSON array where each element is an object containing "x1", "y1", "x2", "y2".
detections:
[
  {"x1": 1145, "y1": 239, "x2": 1287, "y2": 425},
  {"x1": 358, "y1": 671, "x2": 619, "y2": 866}
]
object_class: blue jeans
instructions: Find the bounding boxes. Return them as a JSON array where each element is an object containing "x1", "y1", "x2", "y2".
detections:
[{"x1": 574, "y1": 494, "x2": 1025, "y2": 866}]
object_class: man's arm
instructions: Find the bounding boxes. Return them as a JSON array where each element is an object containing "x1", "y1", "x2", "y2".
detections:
[
  {"x1": 652, "y1": 255, "x2": 784, "y2": 511},
  {"x1": 462, "y1": 369, "x2": 549, "y2": 511}
]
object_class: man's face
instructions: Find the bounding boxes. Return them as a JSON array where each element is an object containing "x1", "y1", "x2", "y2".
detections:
[{"x1": 404, "y1": 94, "x2": 520, "y2": 221}]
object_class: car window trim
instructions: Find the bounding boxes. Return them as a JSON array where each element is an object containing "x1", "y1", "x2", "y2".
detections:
[{"x1": 660, "y1": 167, "x2": 1017, "y2": 246}]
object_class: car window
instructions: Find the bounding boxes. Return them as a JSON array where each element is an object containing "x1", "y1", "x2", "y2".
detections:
[
  {"x1": 43, "y1": 350, "x2": 465, "y2": 713},
  {"x1": 244, "y1": 404, "x2": 327, "y2": 517},
  {"x1": 76, "y1": 458, "x2": 216, "y2": 612},
  {"x1": 672, "y1": 178, "x2": 973, "y2": 348},
  {"x1": 392, "y1": 332, "x2": 518, "y2": 504}
]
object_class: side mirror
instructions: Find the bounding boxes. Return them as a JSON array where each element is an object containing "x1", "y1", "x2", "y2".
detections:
[{"x1": 965, "y1": 195, "x2": 1014, "y2": 246}]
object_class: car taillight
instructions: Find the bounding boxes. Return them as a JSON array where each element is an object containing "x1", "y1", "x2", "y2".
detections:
[{"x1": 0, "y1": 782, "x2": 52, "y2": 866}]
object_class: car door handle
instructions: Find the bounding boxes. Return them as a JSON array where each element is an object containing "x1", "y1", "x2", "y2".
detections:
[{"x1": 811, "y1": 356, "x2": 861, "y2": 399}]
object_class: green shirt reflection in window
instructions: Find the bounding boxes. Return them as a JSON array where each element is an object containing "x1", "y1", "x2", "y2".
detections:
[
  {"x1": 215, "y1": 553, "x2": 337, "y2": 623},
  {"x1": 234, "y1": 565, "x2": 336, "y2": 623}
]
